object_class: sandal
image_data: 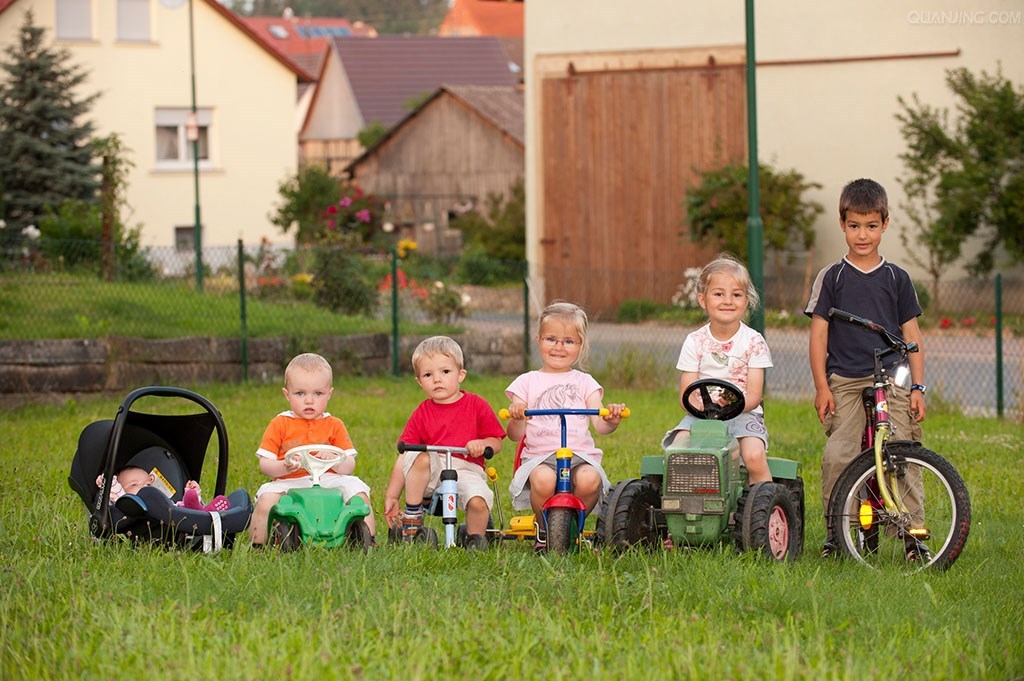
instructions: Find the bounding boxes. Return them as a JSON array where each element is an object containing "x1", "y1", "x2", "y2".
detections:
[
  {"x1": 821, "y1": 541, "x2": 837, "y2": 559},
  {"x1": 905, "y1": 542, "x2": 932, "y2": 563}
]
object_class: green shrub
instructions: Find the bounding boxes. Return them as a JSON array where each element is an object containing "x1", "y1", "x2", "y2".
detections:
[
  {"x1": 455, "y1": 244, "x2": 523, "y2": 285},
  {"x1": 312, "y1": 233, "x2": 378, "y2": 316}
]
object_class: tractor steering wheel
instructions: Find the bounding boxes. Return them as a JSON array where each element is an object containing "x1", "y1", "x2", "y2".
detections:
[{"x1": 681, "y1": 378, "x2": 746, "y2": 421}]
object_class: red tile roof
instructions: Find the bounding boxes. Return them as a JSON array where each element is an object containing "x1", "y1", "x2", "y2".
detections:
[
  {"x1": 439, "y1": 0, "x2": 523, "y2": 38},
  {"x1": 333, "y1": 36, "x2": 519, "y2": 128},
  {"x1": 241, "y1": 15, "x2": 377, "y2": 60}
]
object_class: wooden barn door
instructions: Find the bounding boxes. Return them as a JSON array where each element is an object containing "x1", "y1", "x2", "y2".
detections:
[{"x1": 539, "y1": 61, "x2": 746, "y2": 317}]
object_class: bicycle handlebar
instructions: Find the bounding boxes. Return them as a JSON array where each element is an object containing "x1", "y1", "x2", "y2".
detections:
[
  {"x1": 828, "y1": 307, "x2": 918, "y2": 355},
  {"x1": 397, "y1": 441, "x2": 495, "y2": 459}
]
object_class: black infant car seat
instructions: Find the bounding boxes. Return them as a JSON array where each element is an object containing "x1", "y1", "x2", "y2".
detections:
[{"x1": 68, "y1": 386, "x2": 253, "y2": 552}]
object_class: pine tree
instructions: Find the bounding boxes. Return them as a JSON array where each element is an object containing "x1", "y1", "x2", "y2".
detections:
[{"x1": 0, "y1": 10, "x2": 100, "y2": 248}]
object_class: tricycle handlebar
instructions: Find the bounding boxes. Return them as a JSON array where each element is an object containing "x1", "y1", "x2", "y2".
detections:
[{"x1": 397, "y1": 441, "x2": 494, "y2": 459}]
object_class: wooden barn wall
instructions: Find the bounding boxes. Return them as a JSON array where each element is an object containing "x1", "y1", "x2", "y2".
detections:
[
  {"x1": 539, "y1": 64, "x2": 746, "y2": 318},
  {"x1": 351, "y1": 95, "x2": 524, "y2": 226},
  {"x1": 300, "y1": 138, "x2": 364, "y2": 174}
]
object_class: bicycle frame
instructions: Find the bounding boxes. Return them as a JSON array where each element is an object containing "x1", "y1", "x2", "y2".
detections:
[{"x1": 831, "y1": 308, "x2": 918, "y2": 520}]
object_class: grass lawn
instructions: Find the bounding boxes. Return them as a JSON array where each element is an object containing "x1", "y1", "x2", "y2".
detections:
[{"x1": 1, "y1": 376, "x2": 1022, "y2": 679}]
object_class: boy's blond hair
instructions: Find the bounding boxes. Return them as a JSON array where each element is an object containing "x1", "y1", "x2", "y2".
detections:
[
  {"x1": 284, "y1": 353, "x2": 333, "y2": 386},
  {"x1": 411, "y1": 336, "x2": 464, "y2": 373},
  {"x1": 538, "y1": 301, "x2": 591, "y2": 370}
]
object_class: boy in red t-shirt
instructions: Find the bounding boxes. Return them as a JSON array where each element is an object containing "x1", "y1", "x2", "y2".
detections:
[
  {"x1": 383, "y1": 336, "x2": 504, "y2": 549},
  {"x1": 249, "y1": 353, "x2": 376, "y2": 546}
]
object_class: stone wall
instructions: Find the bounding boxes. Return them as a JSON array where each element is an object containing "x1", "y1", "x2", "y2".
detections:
[{"x1": 0, "y1": 331, "x2": 524, "y2": 397}]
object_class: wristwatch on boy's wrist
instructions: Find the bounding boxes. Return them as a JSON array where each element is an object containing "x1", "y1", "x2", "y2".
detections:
[{"x1": 910, "y1": 384, "x2": 927, "y2": 393}]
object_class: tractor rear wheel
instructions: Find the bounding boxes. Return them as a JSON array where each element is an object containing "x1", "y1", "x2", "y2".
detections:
[
  {"x1": 736, "y1": 481, "x2": 803, "y2": 561},
  {"x1": 598, "y1": 479, "x2": 661, "y2": 550}
]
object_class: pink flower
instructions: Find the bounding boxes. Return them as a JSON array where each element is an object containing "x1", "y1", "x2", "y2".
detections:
[
  {"x1": 340, "y1": 196, "x2": 353, "y2": 208},
  {"x1": 326, "y1": 204, "x2": 339, "y2": 215},
  {"x1": 326, "y1": 219, "x2": 336, "y2": 230},
  {"x1": 356, "y1": 209, "x2": 371, "y2": 223}
]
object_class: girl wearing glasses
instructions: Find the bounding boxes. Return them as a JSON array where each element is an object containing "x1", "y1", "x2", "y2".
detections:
[{"x1": 504, "y1": 301, "x2": 627, "y2": 551}]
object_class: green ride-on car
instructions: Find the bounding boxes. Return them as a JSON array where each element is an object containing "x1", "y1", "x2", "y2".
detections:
[
  {"x1": 267, "y1": 445, "x2": 373, "y2": 551},
  {"x1": 598, "y1": 379, "x2": 805, "y2": 560}
]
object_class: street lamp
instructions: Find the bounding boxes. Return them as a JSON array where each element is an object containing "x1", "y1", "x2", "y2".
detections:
[
  {"x1": 745, "y1": 0, "x2": 763, "y2": 333},
  {"x1": 188, "y1": 0, "x2": 203, "y2": 291}
]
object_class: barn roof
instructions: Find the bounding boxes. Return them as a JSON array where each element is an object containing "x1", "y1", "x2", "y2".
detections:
[
  {"x1": 345, "y1": 83, "x2": 524, "y2": 175},
  {"x1": 332, "y1": 35, "x2": 519, "y2": 128}
]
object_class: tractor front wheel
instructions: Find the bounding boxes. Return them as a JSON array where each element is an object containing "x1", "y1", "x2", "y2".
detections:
[{"x1": 736, "y1": 481, "x2": 803, "y2": 561}]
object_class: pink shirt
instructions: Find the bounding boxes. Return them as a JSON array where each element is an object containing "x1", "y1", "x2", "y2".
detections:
[{"x1": 505, "y1": 370, "x2": 604, "y2": 462}]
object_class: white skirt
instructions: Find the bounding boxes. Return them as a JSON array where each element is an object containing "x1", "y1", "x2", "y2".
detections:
[{"x1": 508, "y1": 451, "x2": 610, "y2": 510}]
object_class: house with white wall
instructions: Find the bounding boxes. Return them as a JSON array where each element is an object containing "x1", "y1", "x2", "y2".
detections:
[
  {"x1": 0, "y1": 0, "x2": 312, "y2": 264},
  {"x1": 525, "y1": 0, "x2": 1024, "y2": 310}
]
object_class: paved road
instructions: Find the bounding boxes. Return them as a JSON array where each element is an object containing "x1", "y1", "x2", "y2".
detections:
[{"x1": 467, "y1": 317, "x2": 1022, "y2": 417}]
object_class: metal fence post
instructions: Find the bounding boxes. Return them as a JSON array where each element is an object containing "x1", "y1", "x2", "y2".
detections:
[
  {"x1": 237, "y1": 239, "x2": 248, "y2": 382},
  {"x1": 523, "y1": 263, "x2": 530, "y2": 373},
  {"x1": 996, "y1": 272, "x2": 1003, "y2": 418},
  {"x1": 391, "y1": 247, "x2": 399, "y2": 377}
]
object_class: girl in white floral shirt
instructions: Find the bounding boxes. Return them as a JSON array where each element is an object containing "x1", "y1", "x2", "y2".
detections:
[{"x1": 662, "y1": 256, "x2": 773, "y2": 483}]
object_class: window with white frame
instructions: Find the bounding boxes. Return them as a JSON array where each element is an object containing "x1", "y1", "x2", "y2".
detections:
[
  {"x1": 118, "y1": 0, "x2": 151, "y2": 42},
  {"x1": 155, "y1": 108, "x2": 212, "y2": 170},
  {"x1": 56, "y1": 0, "x2": 92, "y2": 40}
]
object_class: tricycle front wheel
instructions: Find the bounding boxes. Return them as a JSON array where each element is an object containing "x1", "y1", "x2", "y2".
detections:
[{"x1": 546, "y1": 507, "x2": 580, "y2": 555}]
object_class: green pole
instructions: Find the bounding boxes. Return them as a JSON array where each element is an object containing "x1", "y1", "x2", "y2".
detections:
[
  {"x1": 237, "y1": 239, "x2": 248, "y2": 382},
  {"x1": 391, "y1": 247, "x2": 399, "y2": 377},
  {"x1": 523, "y1": 262, "x2": 530, "y2": 373},
  {"x1": 745, "y1": 0, "x2": 764, "y2": 334},
  {"x1": 188, "y1": 0, "x2": 203, "y2": 292},
  {"x1": 995, "y1": 272, "x2": 1003, "y2": 418}
]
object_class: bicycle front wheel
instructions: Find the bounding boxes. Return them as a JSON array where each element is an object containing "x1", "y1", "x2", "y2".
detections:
[{"x1": 828, "y1": 442, "x2": 971, "y2": 571}]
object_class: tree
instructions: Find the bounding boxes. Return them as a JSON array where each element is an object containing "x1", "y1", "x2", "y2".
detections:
[
  {"x1": 685, "y1": 163, "x2": 823, "y2": 302},
  {"x1": 896, "y1": 66, "x2": 1024, "y2": 279},
  {"x1": 0, "y1": 11, "x2": 100, "y2": 249}
]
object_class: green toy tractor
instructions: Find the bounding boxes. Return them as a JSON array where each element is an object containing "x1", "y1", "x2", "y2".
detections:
[{"x1": 598, "y1": 379, "x2": 804, "y2": 560}]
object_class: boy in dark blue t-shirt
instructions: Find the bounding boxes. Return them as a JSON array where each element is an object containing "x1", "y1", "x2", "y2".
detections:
[{"x1": 804, "y1": 178, "x2": 927, "y2": 559}]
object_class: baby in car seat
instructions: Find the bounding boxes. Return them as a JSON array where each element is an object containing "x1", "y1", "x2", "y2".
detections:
[{"x1": 97, "y1": 465, "x2": 230, "y2": 512}]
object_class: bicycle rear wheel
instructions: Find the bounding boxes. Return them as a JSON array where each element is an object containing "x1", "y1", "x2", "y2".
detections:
[{"x1": 828, "y1": 442, "x2": 970, "y2": 571}]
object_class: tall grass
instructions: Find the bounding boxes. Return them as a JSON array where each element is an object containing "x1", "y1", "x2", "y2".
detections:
[{"x1": 1, "y1": 376, "x2": 1022, "y2": 679}]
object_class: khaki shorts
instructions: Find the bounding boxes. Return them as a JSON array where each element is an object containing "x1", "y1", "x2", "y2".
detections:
[{"x1": 402, "y1": 451, "x2": 494, "y2": 510}]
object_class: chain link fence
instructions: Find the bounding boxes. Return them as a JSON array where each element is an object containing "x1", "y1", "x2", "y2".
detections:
[{"x1": 1, "y1": 238, "x2": 1021, "y2": 417}]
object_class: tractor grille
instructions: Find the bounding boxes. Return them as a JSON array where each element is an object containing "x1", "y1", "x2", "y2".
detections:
[{"x1": 666, "y1": 453, "x2": 720, "y2": 494}]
